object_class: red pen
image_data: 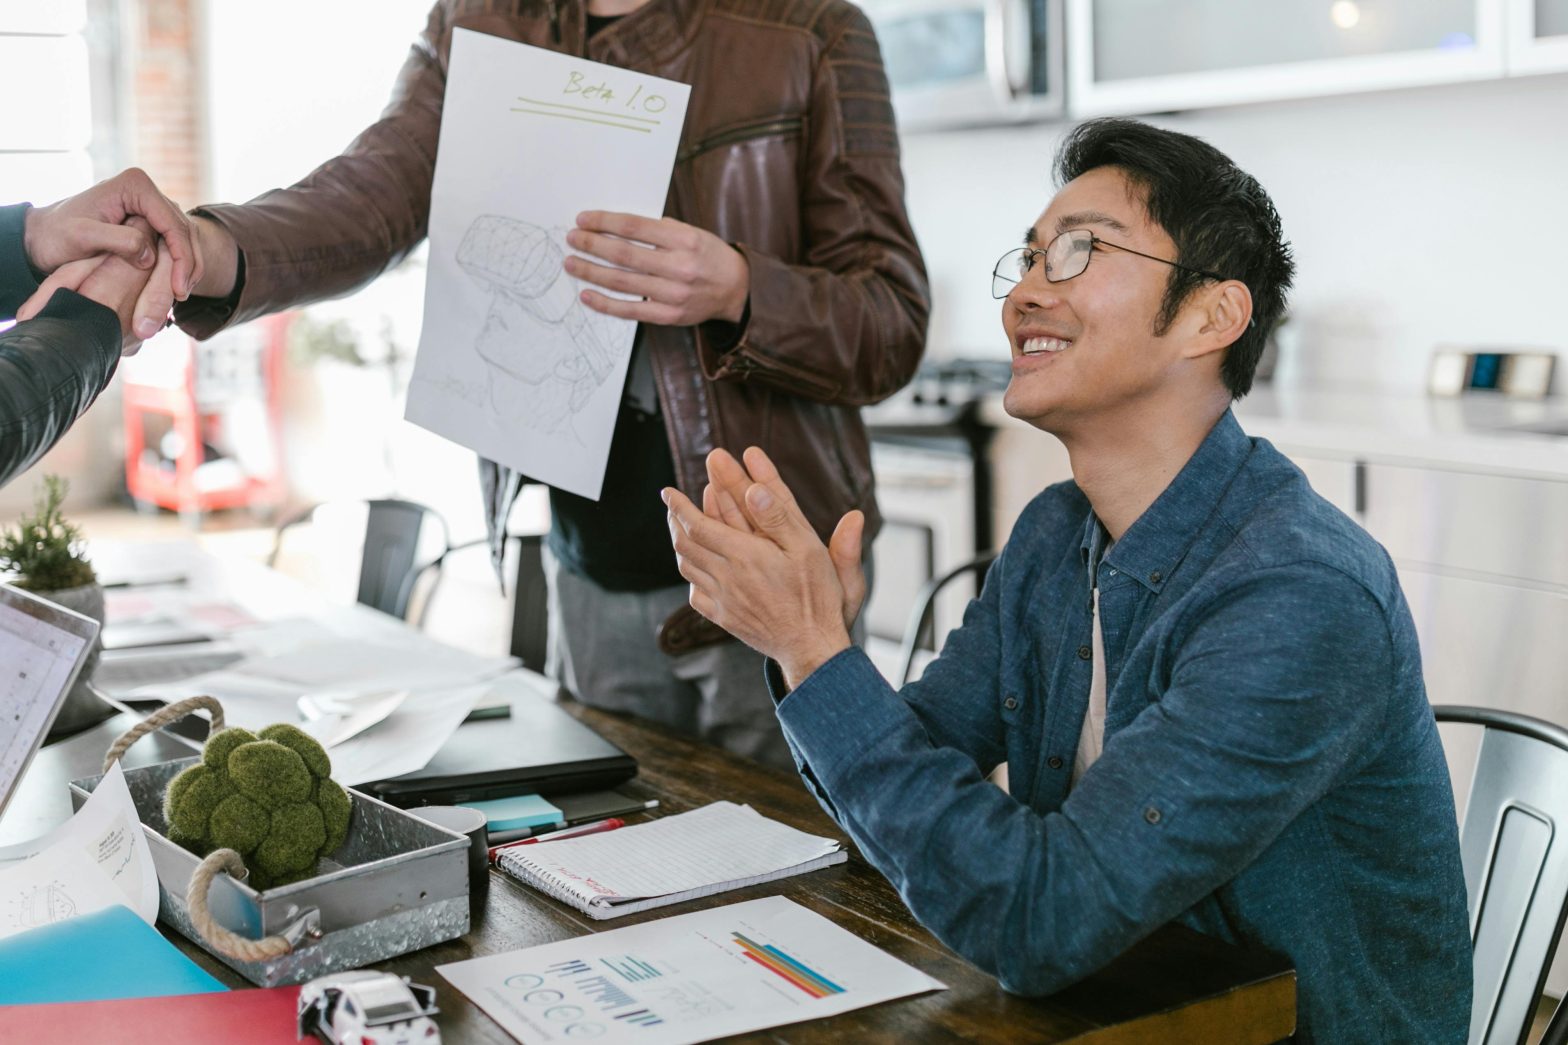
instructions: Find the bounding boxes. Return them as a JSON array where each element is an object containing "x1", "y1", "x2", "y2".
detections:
[{"x1": 489, "y1": 817, "x2": 624, "y2": 860}]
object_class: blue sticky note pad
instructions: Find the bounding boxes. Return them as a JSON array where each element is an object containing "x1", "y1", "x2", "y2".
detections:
[
  {"x1": 464, "y1": 793, "x2": 565, "y2": 831},
  {"x1": 0, "y1": 905, "x2": 226, "y2": 1005}
]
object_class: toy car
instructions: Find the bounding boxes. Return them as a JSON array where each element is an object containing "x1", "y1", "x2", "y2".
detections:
[{"x1": 296, "y1": 970, "x2": 441, "y2": 1044}]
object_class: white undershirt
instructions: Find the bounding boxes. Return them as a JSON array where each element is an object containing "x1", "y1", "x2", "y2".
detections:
[{"x1": 1071, "y1": 584, "x2": 1108, "y2": 788}]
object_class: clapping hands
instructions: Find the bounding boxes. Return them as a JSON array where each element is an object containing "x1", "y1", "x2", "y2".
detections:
[{"x1": 664, "y1": 447, "x2": 866, "y2": 690}]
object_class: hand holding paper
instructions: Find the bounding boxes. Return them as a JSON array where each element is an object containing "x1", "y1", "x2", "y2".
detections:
[{"x1": 566, "y1": 212, "x2": 750, "y2": 326}]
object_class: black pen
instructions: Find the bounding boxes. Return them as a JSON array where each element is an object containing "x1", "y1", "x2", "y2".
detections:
[{"x1": 103, "y1": 574, "x2": 190, "y2": 590}]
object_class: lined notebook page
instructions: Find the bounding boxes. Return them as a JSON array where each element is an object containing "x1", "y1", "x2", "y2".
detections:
[{"x1": 499, "y1": 802, "x2": 841, "y2": 906}]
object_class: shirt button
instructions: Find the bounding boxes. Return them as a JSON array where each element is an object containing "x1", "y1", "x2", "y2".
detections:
[
  {"x1": 1144, "y1": 806, "x2": 1163, "y2": 825},
  {"x1": 1108, "y1": 568, "x2": 1118, "y2": 577},
  {"x1": 1149, "y1": 570, "x2": 1164, "y2": 584},
  {"x1": 1003, "y1": 695, "x2": 1019, "y2": 711},
  {"x1": 1077, "y1": 645, "x2": 1092, "y2": 661},
  {"x1": 1047, "y1": 756, "x2": 1063, "y2": 770}
]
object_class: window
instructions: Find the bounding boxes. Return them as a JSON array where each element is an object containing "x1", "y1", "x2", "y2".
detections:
[{"x1": 0, "y1": 1, "x2": 110, "y2": 207}]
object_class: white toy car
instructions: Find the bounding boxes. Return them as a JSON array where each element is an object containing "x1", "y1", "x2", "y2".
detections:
[{"x1": 296, "y1": 970, "x2": 441, "y2": 1044}]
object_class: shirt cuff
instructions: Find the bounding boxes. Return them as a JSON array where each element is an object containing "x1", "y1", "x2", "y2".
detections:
[
  {"x1": 0, "y1": 203, "x2": 41, "y2": 318},
  {"x1": 698, "y1": 296, "x2": 750, "y2": 354},
  {"x1": 774, "y1": 646, "x2": 905, "y2": 789},
  {"x1": 36, "y1": 287, "x2": 121, "y2": 350},
  {"x1": 171, "y1": 232, "x2": 247, "y2": 339}
]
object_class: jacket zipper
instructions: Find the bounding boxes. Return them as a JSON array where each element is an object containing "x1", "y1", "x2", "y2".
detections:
[
  {"x1": 677, "y1": 117, "x2": 803, "y2": 164},
  {"x1": 723, "y1": 348, "x2": 840, "y2": 400}
]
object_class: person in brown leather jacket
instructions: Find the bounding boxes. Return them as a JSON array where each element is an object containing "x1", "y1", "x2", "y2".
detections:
[{"x1": 143, "y1": 0, "x2": 930, "y2": 767}]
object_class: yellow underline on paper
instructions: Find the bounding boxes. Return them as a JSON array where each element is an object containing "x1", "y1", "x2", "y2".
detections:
[
  {"x1": 510, "y1": 107, "x2": 653, "y2": 133},
  {"x1": 516, "y1": 96, "x2": 662, "y2": 125}
]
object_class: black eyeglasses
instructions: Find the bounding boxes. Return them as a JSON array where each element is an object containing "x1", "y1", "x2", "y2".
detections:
[{"x1": 991, "y1": 229, "x2": 1234, "y2": 300}]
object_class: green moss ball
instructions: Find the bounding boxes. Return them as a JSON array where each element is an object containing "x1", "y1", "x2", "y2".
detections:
[
  {"x1": 254, "y1": 803, "x2": 327, "y2": 883},
  {"x1": 165, "y1": 721, "x2": 351, "y2": 891},
  {"x1": 228, "y1": 741, "x2": 312, "y2": 810},
  {"x1": 208, "y1": 793, "x2": 269, "y2": 855},
  {"x1": 317, "y1": 778, "x2": 351, "y2": 852},
  {"x1": 258, "y1": 723, "x2": 331, "y2": 779},
  {"x1": 201, "y1": 727, "x2": 258, "y2": 771},
  {"x1": 165, "y1": 764, "x2": 225, "y2": 839}
]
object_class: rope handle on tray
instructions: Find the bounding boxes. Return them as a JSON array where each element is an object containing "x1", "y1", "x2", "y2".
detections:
[
  {"x1": 102, "y1": 696, "x2": 295, "y2": 961},
  {"x1": 186, "y1": 849, "x2": 295, "y2": 961},
  {"x1": 102, "y1": 694, "x2": 226, "y2": 774}
]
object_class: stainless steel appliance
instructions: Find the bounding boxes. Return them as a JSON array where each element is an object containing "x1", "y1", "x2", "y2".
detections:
[
  {"x1": 862, "y1": 0, "x2": 1064, "y2": 131},
  {"x1": 863, "y1": 359, "x2": 1012, "y2": 678}
]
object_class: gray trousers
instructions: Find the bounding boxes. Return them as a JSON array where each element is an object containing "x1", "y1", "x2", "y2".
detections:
[{"x1": 542, "y1": 545, "x2": 795, "y2": 770}]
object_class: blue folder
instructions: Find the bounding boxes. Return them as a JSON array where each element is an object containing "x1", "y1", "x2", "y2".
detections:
[{"x1": 0, "y1": 905, "x2": 226, "y2": 1005}]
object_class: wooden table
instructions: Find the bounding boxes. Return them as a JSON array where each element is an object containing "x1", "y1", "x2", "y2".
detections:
[{"x1": 11, "y1": 704, "x2": 1296, "y2": 1044}]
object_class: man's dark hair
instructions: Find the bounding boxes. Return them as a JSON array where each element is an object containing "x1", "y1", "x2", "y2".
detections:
[{"x1": 1053, "y1": 118, "x2": 1294, "y2": 400}]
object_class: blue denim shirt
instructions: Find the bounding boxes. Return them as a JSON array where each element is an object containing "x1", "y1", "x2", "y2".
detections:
[{"x1": 772, "y1": 411, "x2": 1472, "y2": 1044}]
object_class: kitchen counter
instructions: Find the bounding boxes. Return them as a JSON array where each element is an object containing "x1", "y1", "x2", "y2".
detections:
[
  {"x1": 978, "y1": 384, "x2": 1568, "y2": 481},
  {"x1": 1234, "y1": 385, "x2": 1568, "y2": 480}
]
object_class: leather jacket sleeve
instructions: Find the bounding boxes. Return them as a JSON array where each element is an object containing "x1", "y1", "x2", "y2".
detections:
[
  {"x1": 0, "y1": 294, "x2": 122, "y2": 489},
  {"x1": 696, "y1": 7, "x2": 929, "y2": 407},
  {"x1": 175, "y1": 2, "x2": 928, "y2": 414},
  {"x1": 0, "y1": 204, "x2": 123, "y2": 488},
  {"x1": 172, "y1": 5, "x2": 452, "y2": 339}
]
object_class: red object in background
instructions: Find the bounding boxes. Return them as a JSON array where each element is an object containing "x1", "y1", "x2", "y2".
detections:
[
  {"x1": 0, "y1": 985, "x2": 302, "y2": 1043},
  {"x1": 121, "y1": 313, "x2": 291, "y2": 525}
]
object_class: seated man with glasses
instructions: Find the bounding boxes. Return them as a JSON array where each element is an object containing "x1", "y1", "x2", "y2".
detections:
[{"x1": 661, "y1": 117, "x2": 1472, "y2": 1043}]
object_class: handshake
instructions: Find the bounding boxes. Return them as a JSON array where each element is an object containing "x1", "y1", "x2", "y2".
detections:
[{"x1": 17, "y1": 169, "x2": 239, "y2": 355}]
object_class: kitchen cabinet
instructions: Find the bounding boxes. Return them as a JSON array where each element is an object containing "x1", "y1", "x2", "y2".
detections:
[
  {"x1": 1506, "y1": 0, "x2": 1568, "y2": 72},
  {"x1": 1273, "y1": 445, "x2": 1360, "y2": 518},
  {"x1": 1361, "y1": 461, "x2": 1568, "y2": 587},
  {"x1": 1066, "y1": 0, "x2": 1507, "y2": 116}
]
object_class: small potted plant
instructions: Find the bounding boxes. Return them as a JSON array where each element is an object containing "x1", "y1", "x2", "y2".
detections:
[{"x1": 0, "y1": 475, "x2": 113, "y2": 737}]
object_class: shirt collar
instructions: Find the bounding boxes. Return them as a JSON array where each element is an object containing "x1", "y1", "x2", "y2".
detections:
[{"x1": 1079, "y1": 410, "x2": 1253, "y2": 594}]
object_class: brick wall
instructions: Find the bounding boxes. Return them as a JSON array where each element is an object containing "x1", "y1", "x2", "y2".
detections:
[{"x1": 130, "y1": 0, "x2": 204, "y2": 204}]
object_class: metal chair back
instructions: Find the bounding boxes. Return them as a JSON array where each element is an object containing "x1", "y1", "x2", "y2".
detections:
[
  {"x1": 269, "y1": 498, "x2": 450, "y2": 623},
  {"x1": 1436, "y1": 705, "x2": 1568, "y2": 1045},
  {"x1": 895, "y1": 551, "x2": 997, "y2": 686}
]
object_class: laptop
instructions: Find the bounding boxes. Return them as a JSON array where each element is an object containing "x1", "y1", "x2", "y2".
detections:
[
  {"x1": 0, "y1": 585, "x2": 101, "y2": 820},
  {"x1": 355, "y1": 690, "x2": 638, "y2": 808}
]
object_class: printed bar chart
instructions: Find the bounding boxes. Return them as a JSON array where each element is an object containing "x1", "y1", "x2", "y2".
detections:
[{"x1": 732, "y1": 932, "x2": 845, "y2": 999}]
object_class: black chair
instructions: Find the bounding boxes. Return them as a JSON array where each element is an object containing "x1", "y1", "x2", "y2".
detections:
[
  {"x1": 268, "y1": 498, "x2": 451, "y2": 624},
  {"x1": 1434, "y1": 705, "x2": 1568, "y2": 1045},
  {"x1": 894, "y1": 550, "x2": 998, "y2": 686},
  {"x1": 433, "y1": 532, "x2": 549, "y2": 673}
]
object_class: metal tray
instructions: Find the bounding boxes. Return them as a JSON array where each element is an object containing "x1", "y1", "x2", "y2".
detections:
[{"x1": 71, "y1": 757, "x2": 469, "y2": 987}]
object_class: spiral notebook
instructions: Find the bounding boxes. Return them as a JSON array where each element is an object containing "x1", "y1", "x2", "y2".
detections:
[{"x1": 495, "y1": 801, "x2": 847, "y2": 919}]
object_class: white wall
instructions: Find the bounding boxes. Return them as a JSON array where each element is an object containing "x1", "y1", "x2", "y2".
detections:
[
  {"x1": 202, "y1": 1, "x2": 433, "y2": 204},
  {"x1": 900, "y1": 73, "x2": 1568, "y2": 393},
  {"x1": 198, "y1": 0, "x2": 525, "y2": 541}
]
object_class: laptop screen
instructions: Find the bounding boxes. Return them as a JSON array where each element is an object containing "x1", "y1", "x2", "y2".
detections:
[{"x1": 0, "y1": 586, "x2": 99, "y2": 819}]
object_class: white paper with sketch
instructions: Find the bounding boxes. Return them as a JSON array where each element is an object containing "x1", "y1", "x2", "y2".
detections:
[
  {"x1": 406, "y1": 28, "x2": 692, "y2": 500},
  {"x1": 0, "y1": 763, "x2": 159, "y2": 935}
]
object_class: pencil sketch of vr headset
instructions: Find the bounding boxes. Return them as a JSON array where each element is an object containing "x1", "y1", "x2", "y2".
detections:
[{"x1": 457, "y1": 214, "x2": 621, "y2": 412}]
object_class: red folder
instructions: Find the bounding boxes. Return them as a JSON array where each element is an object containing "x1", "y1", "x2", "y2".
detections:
[{"x1": 0, "y1": 986, "x2": 301, "y2": 1043}]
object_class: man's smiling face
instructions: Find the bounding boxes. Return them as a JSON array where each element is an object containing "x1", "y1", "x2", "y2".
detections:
[{"x1": 1001, "y1": 165, "x2": 1192, "y2": 433}]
